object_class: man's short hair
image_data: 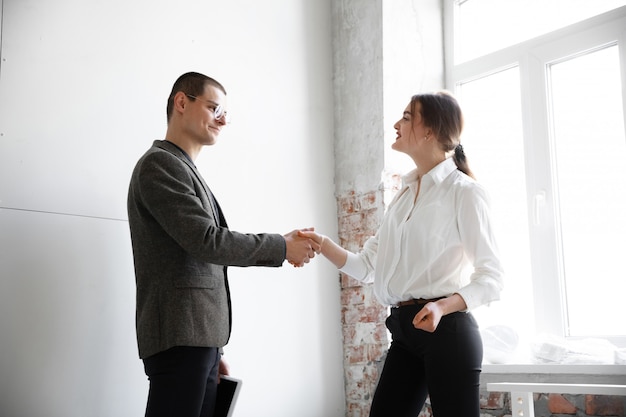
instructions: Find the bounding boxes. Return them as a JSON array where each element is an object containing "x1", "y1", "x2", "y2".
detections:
[{"x1": 166, "y1": 72, "x2": 226, "y2": 123}]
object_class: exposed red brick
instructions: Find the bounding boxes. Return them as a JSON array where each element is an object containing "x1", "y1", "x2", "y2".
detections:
[
  {"x1": 371, "y1": 322, "x2": 388, "y2": 343},
  {"x1": 344, "y1": 364, "x2": 379, "y2": 400},
  {"x1": 337, "y1": 190, "x2": 383, "y2": 216},
  {"x1": 548, "y1": 393, "x2": 577, "y2": 414},
  {"x1": 343, "y1": 305, "x2": 371, "y2": 324},
  {"x1": 337, "y1": 188, "x2": 386, "y2": 416},
  {"x1": 585, "y1": 395, "x2": 624, "y2": 416},
  {"x1": 346, "y1": 344, "x2": 366, "y2": 364},
  {"x1": 480, "y1": 391, "x2": 505, "y2": 409},
  {"x1": 367, "y1": 343, "x2": 386, "y2": 362},
  {"x1": 340, "y1": 286, "x2": 367, "y2": 306},
  {"x1": 357, "y1": 305, "x2": 387, "y2": 323},
  {"x1": 347, "y1": 401, "x2": 370, "y2": 417},
  {"x1": 344, "y1": 342, "x2": 386, "y2": 365},
  {"x1": 341, "y1": 272, "x2": 363, "y2": 289},
  {"x1": 417, "y1": 406, "x2": 433, "y2": 417},
  {"x1": 342, "y1": 323, "x2": 356, "y2": 341}
]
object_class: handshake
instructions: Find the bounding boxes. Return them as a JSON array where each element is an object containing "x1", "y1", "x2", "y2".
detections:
[{"x1": 283, "y1": 227, "x2": 325, "y2": 267}]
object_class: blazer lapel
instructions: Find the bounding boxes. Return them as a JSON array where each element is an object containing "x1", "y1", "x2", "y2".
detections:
[
  {"x1": 191, "y1": 167, "x2": 224, "y2": 227},
  {"x1": 156, "y1": 140, "x2": 225, "y2": 227}
]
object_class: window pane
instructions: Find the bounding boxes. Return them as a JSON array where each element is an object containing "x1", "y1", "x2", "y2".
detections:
[
  {"x1": 455, "y1": 0, "x2": 626, "y2": 63},
  {"x1": 458, "y1": 67, "x2": 535, "y2": 361},
  {"x1": 549, "y1": 45, "x2": 626, "y2": 337}
]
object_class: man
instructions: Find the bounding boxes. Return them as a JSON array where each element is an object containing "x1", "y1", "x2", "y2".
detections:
[{"x1": 127, "y1": 72, "x2": 318, "y2": 417}]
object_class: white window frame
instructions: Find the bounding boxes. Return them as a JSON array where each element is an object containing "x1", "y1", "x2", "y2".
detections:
[{"x1": 443, "y1": 3, "x2": 626, "y2": 347}]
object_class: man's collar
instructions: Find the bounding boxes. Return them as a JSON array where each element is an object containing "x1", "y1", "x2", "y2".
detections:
[{"x1": 160, "y1": 140, "x2": 196, "y2": 167}]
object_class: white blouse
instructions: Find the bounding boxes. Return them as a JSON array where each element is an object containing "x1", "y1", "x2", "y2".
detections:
[{"x1": 340, "y1": 157, "x2": 504, "y2": 310}]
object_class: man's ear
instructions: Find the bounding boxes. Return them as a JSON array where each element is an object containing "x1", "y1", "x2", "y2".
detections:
[{"x1": 173, "y1": 91, "x2": 188, "y2": 114}]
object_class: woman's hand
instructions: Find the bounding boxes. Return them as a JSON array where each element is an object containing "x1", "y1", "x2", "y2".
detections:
[
  {"x1": 412, "y1": 294, "x2": 468, "y2": 332},
  {"x1": 412, "y1": 302, "x2": 444, "y2": 332},
  {"x1": 298, "y1": 230, "x2": 324, "y2": 254},
  {"x1": 297, "y1": 230, "x2": 348, "y2": 269}
]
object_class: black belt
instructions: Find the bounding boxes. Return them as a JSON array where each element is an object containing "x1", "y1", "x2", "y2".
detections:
[{"x1": 394, "y1": 297, "x2": 445, "y2": 308}]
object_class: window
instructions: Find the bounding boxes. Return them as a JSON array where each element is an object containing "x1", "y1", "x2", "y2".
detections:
[
  {"x1": 453, "y1": 0, "x2": 626, "y2": 63},
  {"x1": 444, "y1": 1, "x2": 626, "y2": 359}
]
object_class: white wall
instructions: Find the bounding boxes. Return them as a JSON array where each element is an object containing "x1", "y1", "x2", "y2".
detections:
[
  {"x1": 382, "y1": 0, "x2": 444, "y2": 178},
  {"x1": 0, "y1": 0, "x2": 344, "y2": 416}
]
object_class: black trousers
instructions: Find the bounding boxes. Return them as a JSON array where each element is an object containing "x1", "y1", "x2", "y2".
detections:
[
  {"x1": 369, "y1": 304, "x2": 483, "y2": 417},
  {"x1": 143, "y1": 346, "x2": 221, "y2": 417}
]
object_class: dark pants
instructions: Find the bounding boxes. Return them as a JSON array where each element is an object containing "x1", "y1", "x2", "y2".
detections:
[
  {"x1": 369, "y1": 304, "x2": 483, "y2": 417},
  {"x1": 143, "y1": 346, "x2": 221, "y2": 417}
]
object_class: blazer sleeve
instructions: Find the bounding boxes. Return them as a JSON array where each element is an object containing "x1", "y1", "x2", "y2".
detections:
[{"x1": 129, "y1": 149, "x2": 286, "y2": 267}]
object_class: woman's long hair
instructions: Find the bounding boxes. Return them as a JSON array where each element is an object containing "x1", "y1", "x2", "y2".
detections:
[{"x1": 410, "y1": 91, "x2": 474, "y2": 179}]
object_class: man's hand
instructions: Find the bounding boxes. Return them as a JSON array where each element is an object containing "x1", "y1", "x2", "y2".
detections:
[
  {"x1": 284, "y1": 227, "x2": 320, "y2": 267},
  {"x1": 218, "y1": 358, "x2": 230, "y2": 383}
]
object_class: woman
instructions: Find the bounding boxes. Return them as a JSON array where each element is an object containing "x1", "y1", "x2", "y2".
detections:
[{"x1": 301, "y1": 91, "x2": 503, "y2": 417}]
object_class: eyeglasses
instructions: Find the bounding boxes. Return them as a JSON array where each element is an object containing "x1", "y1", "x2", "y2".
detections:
[{"x1": 185, "y1": 94, "x2": 229, "y2": 123}]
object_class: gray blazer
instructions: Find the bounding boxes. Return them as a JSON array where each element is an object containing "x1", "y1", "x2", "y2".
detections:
[{"x1": 128, "y1": 140, "x2": 286, "y2": 359}]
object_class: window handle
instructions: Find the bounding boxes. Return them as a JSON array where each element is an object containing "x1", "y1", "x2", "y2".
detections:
[{"x1": 534, "y1": 191, "x2": 546, "y2": 225}]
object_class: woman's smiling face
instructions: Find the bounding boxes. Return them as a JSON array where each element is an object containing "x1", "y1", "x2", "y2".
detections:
[{"x1": 392, "y1": 101, "x2": 430, "y2": 157}]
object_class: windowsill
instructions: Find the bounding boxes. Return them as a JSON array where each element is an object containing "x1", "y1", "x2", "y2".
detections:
[
  {"x1": 481, "y1": 364, "x2": 626, "y2": 390},
  {"x1": 484, "y1": 364, "x2": 626, "y2": 374}
]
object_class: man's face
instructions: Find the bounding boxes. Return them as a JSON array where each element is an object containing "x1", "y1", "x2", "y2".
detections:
[{"x1": 181, "y1": 85, "x2": 227, "y2": 147}]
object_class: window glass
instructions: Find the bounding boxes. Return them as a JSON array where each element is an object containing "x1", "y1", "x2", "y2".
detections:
[
  {"x1": 455, "y1": 0, "x2": 626, "y2": 63},
  {"x1": 458, "y1": 68, "x2": 535, "y2": 355},
  {"x1": 446, "y1": 1, "x2": 626, "y2": 356},
  {"x1": 549, "y1": 45, "x2": 626, "y2": 337}
]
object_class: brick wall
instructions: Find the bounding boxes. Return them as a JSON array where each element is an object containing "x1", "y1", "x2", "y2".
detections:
[
  {"x1": 479, "y1": 390, "x2": 626, "y2": 416},
  {"x1": 345, "y1": 389, "x2": 626, "y2": 416},
  {"x1": 337, "y1": 189, "x2": 387, "y2": 416}
]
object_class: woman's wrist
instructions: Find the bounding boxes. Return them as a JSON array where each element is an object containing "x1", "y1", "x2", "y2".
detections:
[{"x1": 318, "y1": 235, "x2": 326, "y2": 254}]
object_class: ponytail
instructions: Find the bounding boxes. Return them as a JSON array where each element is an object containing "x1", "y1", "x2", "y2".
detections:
[
  {"x1": 453, "y1": 144, "x2": 475, "y2": 179},
  {"x1": 411, "y1": 92, "x2": 475, "y2": 179}
]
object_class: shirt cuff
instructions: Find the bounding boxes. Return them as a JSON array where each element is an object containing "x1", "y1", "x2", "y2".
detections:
[{"x1": 339, "y1": 251, "x2": 369, "y2": 281}]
